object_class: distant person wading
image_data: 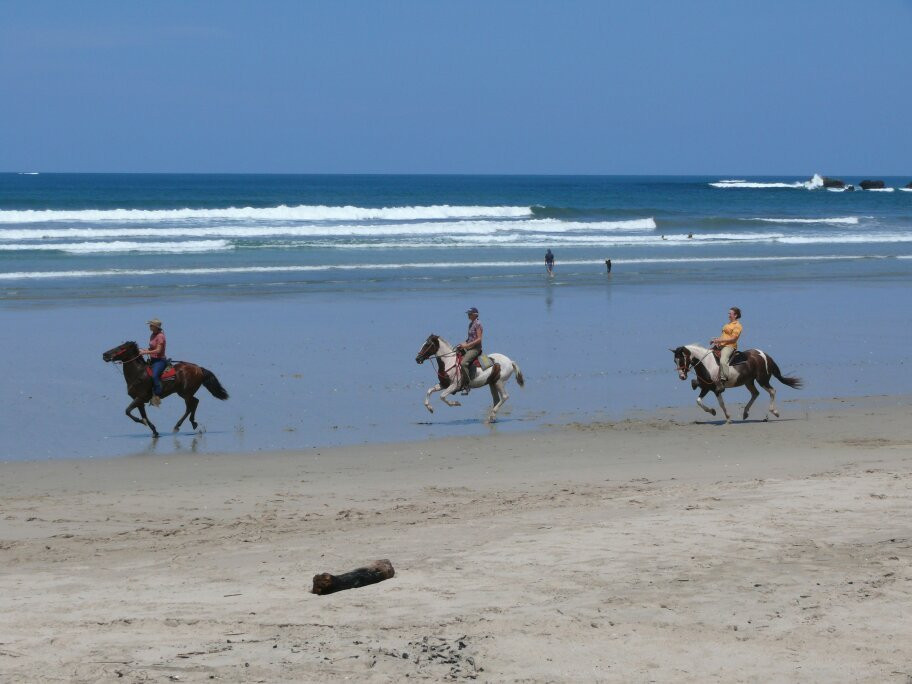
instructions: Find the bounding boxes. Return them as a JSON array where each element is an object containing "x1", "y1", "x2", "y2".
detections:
[{"x1": 545, "y1": 249, "x2": 554, "y2": 276}]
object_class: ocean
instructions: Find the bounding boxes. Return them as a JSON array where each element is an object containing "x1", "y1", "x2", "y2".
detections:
[{"x1": 1, "y1": 173, "x2": 910, "y2": 460}]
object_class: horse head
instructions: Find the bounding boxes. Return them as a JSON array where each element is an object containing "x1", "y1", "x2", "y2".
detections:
[
  {"x1": 671, "y1": 346, "x2": 691, "y2": 380},
  {"x1": 102, "y1": 341, "x2": 139, "y2": 363},
  {"x1": 415, "y1": 334, "x2": 440, "y2": 364}
]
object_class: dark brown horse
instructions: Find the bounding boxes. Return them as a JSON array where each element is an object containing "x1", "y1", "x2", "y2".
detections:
[
  {"x1": 102, "y1": 341, "x2": 229, "y2": 438},
  {"x1": 672, "y1": 343, "x2": 802, "y2": 422}
]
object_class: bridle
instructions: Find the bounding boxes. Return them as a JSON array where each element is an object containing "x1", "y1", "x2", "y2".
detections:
[
  {"x1": 416, "y1": 336, "x2": 460, "y2": 382},
  {"x1": 109, "y1": 344, "x2": 144, "y2": 366},
  {"x1": 675, "y1": 346, "x2": 714, "y2": 379}
]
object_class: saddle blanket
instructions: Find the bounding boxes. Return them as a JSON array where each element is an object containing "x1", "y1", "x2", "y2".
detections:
[{"x1": 146, "y1": 362, "x2": 177, "y2": 381}]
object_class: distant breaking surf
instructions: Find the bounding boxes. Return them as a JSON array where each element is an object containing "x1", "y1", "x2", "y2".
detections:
[
  {"x1": 0, "y1": 204, "x2": 534, "y2": 223},
  {"x1": 711, "y1": 174, "x2": 825, "y2": 190}
]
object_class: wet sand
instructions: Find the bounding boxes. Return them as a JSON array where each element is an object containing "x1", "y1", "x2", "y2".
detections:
[{"x1": 2, "y1": 396, "x2": 911, "y2": 682}]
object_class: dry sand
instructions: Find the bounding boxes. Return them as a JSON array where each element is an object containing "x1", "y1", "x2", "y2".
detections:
[{"x1": 2, "y1": 396, "x2": 911, "y2": 682}]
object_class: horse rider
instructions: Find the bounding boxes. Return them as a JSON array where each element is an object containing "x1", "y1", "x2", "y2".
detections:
[
  {"x1": 140, "y1": 318, "x2": 167, "y2": 406},
  {"x1": 455, "y1": 307, "x2": 483, "y2": 392},
  {"x1": 711, "y1": 306, "x2": 742, "y2": 391}
]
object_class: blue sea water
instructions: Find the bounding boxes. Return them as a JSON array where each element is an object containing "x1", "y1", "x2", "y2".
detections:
[{"x1": 1, "y1": 173, "x2": 910, "y2": 460}]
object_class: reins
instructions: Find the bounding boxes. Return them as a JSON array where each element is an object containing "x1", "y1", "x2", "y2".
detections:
[{"x1": 679, "y1": 346, "x2": 715, "y2": 377}]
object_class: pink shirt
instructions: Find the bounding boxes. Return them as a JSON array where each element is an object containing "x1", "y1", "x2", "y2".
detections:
[
  {"x1": 148, "y1": 331, "x2": 166, "y2": 359},
  {"x1": 466, "y1": 319, "x2": 483, "y2": 346}
]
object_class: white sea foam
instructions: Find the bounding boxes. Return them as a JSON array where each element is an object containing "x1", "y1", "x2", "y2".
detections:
[
  {"x1": 0, "y1": 255, "x2": 887, "y2": 281},
  {"x1": 0, "y1": 240, "x2": 231, "y2": 254},
  {"x1": 0, "y1": 218, "x2": 656, "y2": 241},
  {"x1": 0, "y1": 204, "x2": 533, "y2": 224},
  {"x1": 866, "y1": 187, "x2": 894, "y2": 192},
  {"x1": 778, "y1": 234, "x2": 912, "y2": 245},
  {"x1": 711, "y1": 174, "x2": 824, "y2": 190},
  {"x1": 900, "y1": 188, "x2": 912, "y2": 192},
  {"x1": 750, "y1": 216, "x2": 860, "y2": 225}
]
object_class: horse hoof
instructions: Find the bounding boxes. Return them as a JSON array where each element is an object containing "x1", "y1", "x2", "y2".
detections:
[
  {"x1": 763, "y1": 417, "x2": 769, "y2": 422},
  {"x1": 151, "y1": 433, "x2": 160, "y2": 439},
  {"x1": 710, "y1": 409, "x2": 717, "y2": 416},
  {"x1": 771, "y1": 410, "x2": 780, "y2": 418},
  {"x1": 452, "y1": 401, "x2": 461, "y2": 407}
]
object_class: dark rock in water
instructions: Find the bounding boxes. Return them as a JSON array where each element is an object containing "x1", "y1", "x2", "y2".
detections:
[
  {"x1": 845, "y1": 185, "x2": 855, "y2": 192},
  {"x1": 859, "y1": 180, "x2": 886, "y2": 190},
  {"x1": 822, "y1": 177, "x2": 845, "y2": 188},
  {"x1": 905, "y1": 181, "x2": 912, "y2": 189}
]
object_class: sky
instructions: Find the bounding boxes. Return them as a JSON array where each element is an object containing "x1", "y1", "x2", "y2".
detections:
[{"x1": 1, "y1": 1, "x2": 910, "y2": 175}]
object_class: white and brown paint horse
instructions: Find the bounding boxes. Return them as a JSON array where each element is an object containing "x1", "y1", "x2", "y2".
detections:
[
  {"x1": 672, "y1": 344, "x2": 802, "y2": 423},
  {"x1": 415, "y1": 334, "x2": 524, "y2": 423}
]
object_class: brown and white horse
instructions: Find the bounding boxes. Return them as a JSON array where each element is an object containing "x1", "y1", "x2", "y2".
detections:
[
  {"x1": 415, "y1": 334, "x2": 524, "y2": 423},
  {"x1": 672, "y1": 344, "x2": 802, "y2": 422}
]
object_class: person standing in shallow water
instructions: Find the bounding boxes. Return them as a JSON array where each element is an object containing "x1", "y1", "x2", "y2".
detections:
[
  {"x1": 140, "y1": 318, "x2": 167, "y2": 406},
  {"x1": 711, "y1": 307, "x2": 742, "y2": 391},
  {"x1": 545, "y1": 249, "x2": 554, "y2": 276}
]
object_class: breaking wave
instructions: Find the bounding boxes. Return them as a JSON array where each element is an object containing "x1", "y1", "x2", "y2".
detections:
[
  {"x1": 0, "y1": 218, "x2": 657, "y2": 241},
  {"x1": 749, "y1": 216, "x2": 860, "y2": 225},
  {"x1": 0, "y1": 240, "x2": 231, "y2": 254},
  {"x1": 0, "y1": 204, "x2": 534, "y2": 224},
  {"x1": 711, "y1": 174, "x2": 825, "y2": 190}
]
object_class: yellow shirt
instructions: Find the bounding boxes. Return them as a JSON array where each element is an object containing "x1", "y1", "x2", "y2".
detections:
[{"x1": 720, "y1": 321, "x2": 742, "y2": 348}]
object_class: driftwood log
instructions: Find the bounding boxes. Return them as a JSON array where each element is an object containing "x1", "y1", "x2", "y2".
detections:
[{"x1": 311, "y1": 559, "x2": 395, "y2": 595}]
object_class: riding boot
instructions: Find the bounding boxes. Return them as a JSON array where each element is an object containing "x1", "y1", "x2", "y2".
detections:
[{"x1": 460, "y1": 369, "x2": 471, "y2": 395}]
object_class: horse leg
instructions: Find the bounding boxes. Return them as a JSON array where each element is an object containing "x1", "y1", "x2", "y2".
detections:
[
  {"x1": 424, "y1": 384, "x2": 441, "y2": 413},
  {"x1": 188, "y1": 395, "x2": 200, "y2": 430},
  {"x1": 173, "y1": 395, "x2": 198, "y2": 432},
  {"x1": 137, "y1": 402, "x2": 159, "y2": 438},
  {"x1": 439, "y1": 385, "x2": 461, "y2": 408},
  {"x1": 761, "y1": 380, "x2": 779, "y2": 418},
  {"x1": 715, "y1": 391, "x2": 732, "y2": 423},
  {"x1": 695, "y1": 388, "x2": 717, "y2": 417},
  {"x1": 487, "y1": 380, "x2": 509, "y2": 423},
  {"x1": 742, "y1": 380, "x2": 760, "y2": 421},
  {"x1": 125, "y1": 398, "x2": 146, "y2": 425}
]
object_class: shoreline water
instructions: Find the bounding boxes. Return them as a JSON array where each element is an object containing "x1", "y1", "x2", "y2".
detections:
[{"x1": 2, "y1": 276, "x2": 910, "y2": 461}]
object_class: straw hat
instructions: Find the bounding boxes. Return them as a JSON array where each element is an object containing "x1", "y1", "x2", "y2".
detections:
[{"x1": 147, "y1": 318, "x2": 163, "y2": 329}]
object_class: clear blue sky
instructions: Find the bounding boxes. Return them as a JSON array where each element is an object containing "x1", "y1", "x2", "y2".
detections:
[{"x1": 1, "y1": 1, "x2": 910, "y2": 174}]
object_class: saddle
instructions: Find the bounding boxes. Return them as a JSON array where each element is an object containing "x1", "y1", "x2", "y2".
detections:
[
  {"x1": 712, "y1": 348, "x2": 748, "y2": 365},
  {"x1": 146, "y1": 360, "x2": 177, "y2": 381},
  {"x1": 455, "y1": 352, "x2": 500, "y2": 388}
]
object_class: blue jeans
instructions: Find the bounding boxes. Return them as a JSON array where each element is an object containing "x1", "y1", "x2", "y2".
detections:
[{"x1": 150, "y1": 358, "x2": 168, "y2": 396}]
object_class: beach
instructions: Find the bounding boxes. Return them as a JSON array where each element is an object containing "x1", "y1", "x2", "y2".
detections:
[{"x1": 2, "y1": 396, "x2": 911, "y2": 682}]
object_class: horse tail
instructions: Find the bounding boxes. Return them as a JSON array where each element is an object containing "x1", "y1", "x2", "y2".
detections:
[
  {"x1": 769, "y1": 357, "x2": 802, "y2": 389},
  {"x1": 512, "y1": 362, "x2": 525, "y2": 388},
  {"x1": 201, "y1": 368, "x2": 230, "y2": 400}
]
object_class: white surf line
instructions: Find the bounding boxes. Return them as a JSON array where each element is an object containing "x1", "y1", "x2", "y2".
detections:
[
  {"x1": 0, "y1": 255, "x2": 902, "y2": 281},
  {"x1": 0, "y1": 205, "x2": 534, "y2": 223}
]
